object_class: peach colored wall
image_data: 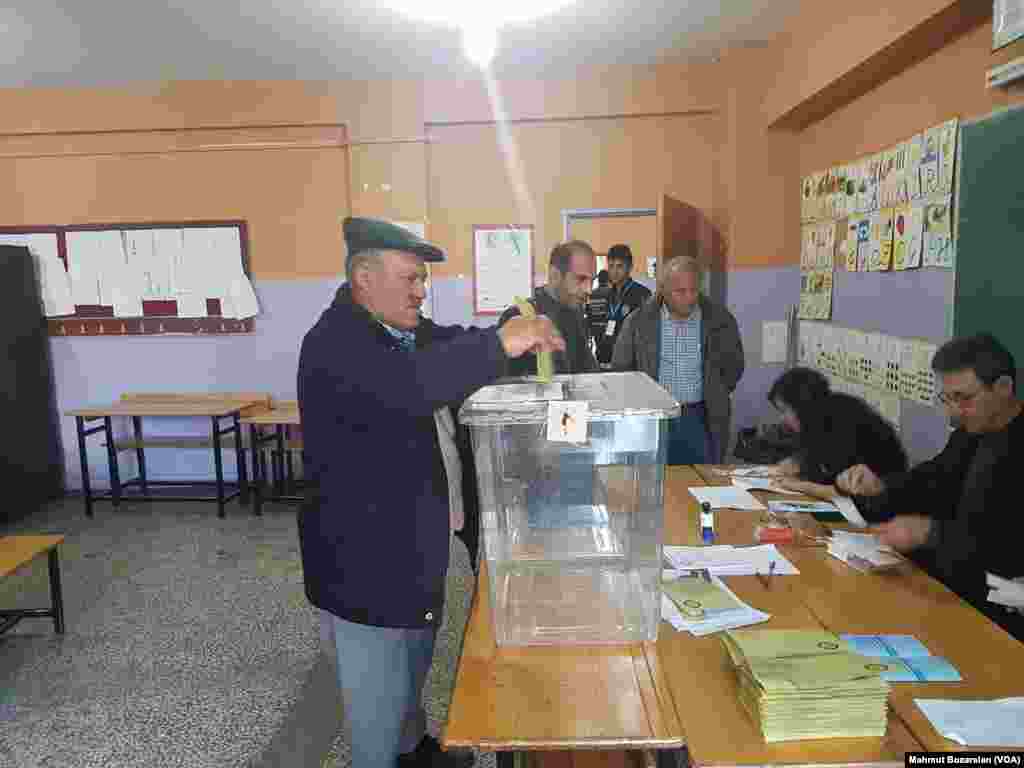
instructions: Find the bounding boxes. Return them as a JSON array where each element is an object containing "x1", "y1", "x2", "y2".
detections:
[
  {"x1": 422, "y1": 62, "x2": 719, "y2": 125},
  {"x1": 0, "y1": 126, "x2": 351, "y2": 278},
  {"x1": 717, "y1": 45, "x2": 799, "y2": 269},
  {"x1": 0, "y1": 79, "x2": 424, "y2": 140},
  {"x1": 762, "y1": 0, "x2": 976, "y2": 127},
  {"x1": 0, "y1": 65, "x2": 725, "y2": 281},
  {"x1": 799, "y1": 20, "x2": 1024, "y2": 177},
  {"x1": 425, "y1": 114, "x2": 720, "y2": 279}
]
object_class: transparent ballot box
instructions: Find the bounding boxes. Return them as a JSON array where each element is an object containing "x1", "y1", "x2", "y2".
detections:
[{"x1": 459, "y1": 372, "x2": 679, "y2": 645}]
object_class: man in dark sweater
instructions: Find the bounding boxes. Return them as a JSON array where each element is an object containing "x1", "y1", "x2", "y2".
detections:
[
  {"x1": 298, "y1": 218, "x2": 565, "y2": 767},
  {"x1": 498, "y1": 240, "x2": 599, "y2": 376},
  {"x1": 837, "y1": 333, "x2": 1024, "y2": 642}
]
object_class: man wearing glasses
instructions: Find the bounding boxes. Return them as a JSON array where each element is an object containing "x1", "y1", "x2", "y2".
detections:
[{"x1": 837, "y1": 333, "x2": 1023, "y2": 641}]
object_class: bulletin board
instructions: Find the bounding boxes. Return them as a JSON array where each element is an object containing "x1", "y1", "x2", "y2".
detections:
[
  {"x1": 472, "y1": 225, "x2": 534, "y2": 316},
  {"x1": 795, "y1": 118, "x2": 961, "y2": 463},
  {"x1": 0, "y1": 220, "x2": 258, "y2": 336},
  {"x1": 954, "y1": 104, "x2": 1024, "y2": 389}
]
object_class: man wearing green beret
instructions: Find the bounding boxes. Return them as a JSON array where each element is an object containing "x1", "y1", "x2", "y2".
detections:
[{"x1": 297, "y1": 218, "x2": 564, "y2": 768}]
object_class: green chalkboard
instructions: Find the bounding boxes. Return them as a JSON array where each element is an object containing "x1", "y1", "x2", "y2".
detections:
[{"x1": 954, "y1": 104, "x2": 1024, "y2": 388}]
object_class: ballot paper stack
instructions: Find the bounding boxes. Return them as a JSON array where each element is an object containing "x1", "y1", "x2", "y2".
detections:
[
  {"x1": 661, "y1": 571, "x2": 771, "y2": 636},
  {"x1": 827, "y1": 531, "x2": 905, "y2": 572},
  {"x1": 722, "y1": 629, "x2": 891, "y2": 742}
]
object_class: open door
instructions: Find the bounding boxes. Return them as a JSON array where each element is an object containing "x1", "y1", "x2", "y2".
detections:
[{"x1": 656, "y1": 193, "x2": 725, "y2": 301}]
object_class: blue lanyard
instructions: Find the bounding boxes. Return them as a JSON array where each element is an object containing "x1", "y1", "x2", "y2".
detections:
[{"x1": 609, "y1": 279, "x2": 633, "y2": 321}]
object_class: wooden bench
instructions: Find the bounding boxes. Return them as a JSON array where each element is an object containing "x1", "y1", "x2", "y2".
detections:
[{"x1": 1, "y1": 535, "x2": 65, "y2": 635}]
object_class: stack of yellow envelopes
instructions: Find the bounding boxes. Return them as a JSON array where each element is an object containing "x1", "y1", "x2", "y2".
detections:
[{"x1": 723, "y1": 629, "x2": 891, "y2": 742}]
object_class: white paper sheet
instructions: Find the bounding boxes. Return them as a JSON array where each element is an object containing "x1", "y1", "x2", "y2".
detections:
[
  {"x1": 664, "y1": 545, "x2": 800, "y2": 577},
  {"x1": 915, "y1": 698, "x2": 1024, "y2": 747},
  {"x1": 688, "y1": 486, "x2": 765, "y2": 511},
  {"x1": 0, "y1": 233, "x2": 75, "y2": 316},
  {"x1": 227, "y1": 276, "x2": 260, "y2": 319},
  {"x1": 474, "y1": 227, "x2": 532, "y2": 314},
  {"x1": 661, "y1": 570, "x2": 772, "y2": 636},
  {"x1": 762, "y1": 321, "x2": 788, "y2": 364},
  {"x1": 731, "y1": 477, "x2": 800, "y2": 495},
  {"x1": 828, "y1": 531, "x2": 905, "y2": 572},
  {"x1": 833, "y1": 496, "x2": 868, "y2": 528}
]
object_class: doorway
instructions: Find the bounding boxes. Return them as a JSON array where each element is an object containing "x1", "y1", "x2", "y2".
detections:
[{"x1": 562, "y1": 208, "x2": 658, "y2": 284}]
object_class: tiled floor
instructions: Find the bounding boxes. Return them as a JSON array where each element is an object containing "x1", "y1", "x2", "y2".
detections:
[{"x1": 0, "y1": 497, "x2": 486, "y2": 768}]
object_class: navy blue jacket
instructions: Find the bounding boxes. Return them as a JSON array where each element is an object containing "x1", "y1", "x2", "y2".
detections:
[{"x1": 297, "y1": 284, "x2": 507, "y2": 628}]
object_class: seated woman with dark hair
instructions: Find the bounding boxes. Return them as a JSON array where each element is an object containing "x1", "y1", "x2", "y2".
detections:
[{"x1": 767, "y1": 367, "x2": 908, "y2": 504}]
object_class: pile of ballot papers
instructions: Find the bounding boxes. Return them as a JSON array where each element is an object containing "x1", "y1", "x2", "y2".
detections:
[
  {"x1": 722, "y1": 629, "x2": 891, "y2": 742},
  {"x1": 661, "y1": 571, "x2": 771, "y2": 636},
  {"x1": 826, "y1": 531, "x2": 905, "y2": 572},
  {"x1": 665, "y1": 544, "x2": 799, "y2": 577}
]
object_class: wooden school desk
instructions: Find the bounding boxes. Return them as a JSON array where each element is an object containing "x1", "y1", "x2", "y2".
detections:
[
  {"x1": 240, "y1": 401, "x2": 302, "y2": 515},
  {"x1": 1, "y1": 535, "x2": 65, "y2": 635},
  {"x1": 67, "y1": 393, "x2": 269, "y2": 519},
  {"x1": 676, "y1": 466, "x2": 1024, "y2": 758}
]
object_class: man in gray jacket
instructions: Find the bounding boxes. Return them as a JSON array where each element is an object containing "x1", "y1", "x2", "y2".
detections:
[{"x1": 612, "y1": 254, "x2": 744, "y2": 464}]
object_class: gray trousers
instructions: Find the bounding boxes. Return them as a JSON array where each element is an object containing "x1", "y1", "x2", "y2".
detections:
[{"x1": 324, "y1": 611, "x2": 437, "y2": 767}]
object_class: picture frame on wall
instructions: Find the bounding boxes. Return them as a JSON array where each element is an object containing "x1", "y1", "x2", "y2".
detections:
[{"x1": 994, "y1": 0, "x2": 1024, "y2": 50}]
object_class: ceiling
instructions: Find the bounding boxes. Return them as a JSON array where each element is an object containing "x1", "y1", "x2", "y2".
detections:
[{"x1": 1, "y1": 0, "x2": 803, "y2": 88}]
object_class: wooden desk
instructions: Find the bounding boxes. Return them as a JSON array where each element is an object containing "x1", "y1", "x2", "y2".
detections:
[
  {"x1": 444, "y1": 562, "x2": 683, "y2": 757},
  {"x1": 662, "y1": 467, "x2": 921, "y2": 767},
  {"x1": 241, "y1": 403, "x2": 302, "y2": 514},
  {"x1": 672, "y1": 467, "x2": 1024, "y2": 758},
  {"x1": 1, "y1": 535, "x2": 65, "y2": 635},
  {"x1": 67, "y1": 395, "x2": 266, "y2": 518}
]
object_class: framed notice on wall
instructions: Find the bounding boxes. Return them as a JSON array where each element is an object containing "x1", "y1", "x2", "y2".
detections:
[
  {"x1": 994, "y1": 0, "x2": 1024, "y2": 49},
  {"x1": 472, "y1": 225, "x2": 534, "y2": 315}
]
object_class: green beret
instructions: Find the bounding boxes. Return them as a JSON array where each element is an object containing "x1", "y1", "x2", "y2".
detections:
[{"x1": 343, "y1": 217, "x2": 445, "y2": 271}]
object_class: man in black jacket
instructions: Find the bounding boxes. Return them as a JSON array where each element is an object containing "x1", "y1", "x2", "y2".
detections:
[
  {"x1": 297, "y1": 218, "x2": 564, "y2": 767},
  {"x1": 595, "y1": 244, "x2": 652, "y2": 365},
  {"x1": 498, "y1": 240, "x2": 598, "y2": 377},
  {"x1": 837, "y1": 333, "x2": 1024, "y2": 642}
]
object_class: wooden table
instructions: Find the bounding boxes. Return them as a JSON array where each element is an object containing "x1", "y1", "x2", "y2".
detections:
[
  {"x1": 240, "y1": 402, "x2": 302, "y2": 514},
  {"x1": 444, "y1": 465, "x2": 1024, "y2": 765},
  {"x1": 663, "y1": 467, "x2": 922, "y2": 767},
  {"x1": 675, "y1": 466, "x2": 1024, "y2": 758},
  {"x1": 67, "y1": 394, "x2": 267, "y2": 518},
  {"x1": 1, "y1": 535, "x2": 65, "y2": 635},
  {"x1": 444, "y1": 562, "x2": 683, "y2": 760}
]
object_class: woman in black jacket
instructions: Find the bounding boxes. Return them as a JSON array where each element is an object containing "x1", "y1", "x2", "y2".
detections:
[{"x1": 768, "y1": 367, "x2": 909, "y2": 502}]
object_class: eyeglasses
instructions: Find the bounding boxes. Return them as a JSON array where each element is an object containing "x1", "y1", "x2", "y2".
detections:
[{"x1": 937, "y1": 388, "x2": 984, "y2": 408}]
